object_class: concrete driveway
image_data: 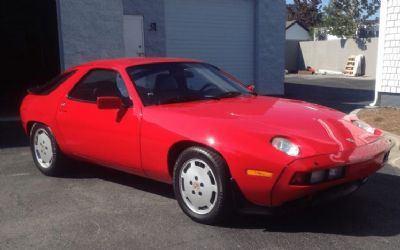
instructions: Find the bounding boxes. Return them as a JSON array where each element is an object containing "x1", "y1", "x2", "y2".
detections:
[{"x1": 2, "y1": 75, "x2": 400, "y2": 249}]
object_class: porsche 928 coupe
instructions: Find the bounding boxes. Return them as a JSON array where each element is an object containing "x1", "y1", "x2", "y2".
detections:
[{"x1": 20, "y1": 58, "x2": 392, "y2": 224}]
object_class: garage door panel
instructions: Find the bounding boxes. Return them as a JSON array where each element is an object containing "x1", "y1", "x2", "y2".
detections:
[{"x1": 165, "y1": 0, "x2": 254, "y2": 83}]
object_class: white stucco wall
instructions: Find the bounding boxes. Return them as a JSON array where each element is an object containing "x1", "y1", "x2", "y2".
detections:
[
  {"x1": 286, "y1": 23, "x2": 310, "y2": 41},
  {"x1": 299, "y1": 38, "x2": 378, "y2": 76}
]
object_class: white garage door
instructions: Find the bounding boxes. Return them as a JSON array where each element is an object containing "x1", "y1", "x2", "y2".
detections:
[{"x1": 165, "y1": 0, "x2": 255, "y2": 84}]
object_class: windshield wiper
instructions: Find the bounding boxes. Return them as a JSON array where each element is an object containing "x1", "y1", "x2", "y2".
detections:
[
  {"x1": 161, "y1": 95, "x2": 220, "y2": 104},
  {"x1": 217, "y1": 91, "x2": 243, "y2": 99}
]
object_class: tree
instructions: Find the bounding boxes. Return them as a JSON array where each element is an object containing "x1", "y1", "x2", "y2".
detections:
[
  {"x1": 287, "y1": 0, "x2": 323, "y2": 28},
  {"x1": 323, "y1": 0, "x2": 381, "y2": 38}
]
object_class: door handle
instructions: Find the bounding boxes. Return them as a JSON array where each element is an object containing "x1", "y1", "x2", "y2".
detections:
[{"x1": 60, "y1": 102, "x2": 67, "y2": 112}]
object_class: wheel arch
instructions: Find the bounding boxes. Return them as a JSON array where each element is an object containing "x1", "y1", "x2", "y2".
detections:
[
  {"x1": 26, "y1": 120, "x2": 41, "y2": 135},
  {"x1": 26, "y1": 121, "x2": 63, "y2": 147},
  {"x1": 167, "y1": 140, "x2": 231, "y2": 178}
]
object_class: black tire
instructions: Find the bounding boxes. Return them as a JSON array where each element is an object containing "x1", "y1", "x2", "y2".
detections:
[
  {"x1": 173, "y1": 146, "x2": 232, "y2": 224},
  {"x1": 30, "y1": 123, "x2": 66, "y2": 176}
]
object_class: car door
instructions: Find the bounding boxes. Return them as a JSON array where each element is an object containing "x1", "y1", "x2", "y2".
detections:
[{"x1": 56, "y1": 68, "x2": 142, "y2": 172}]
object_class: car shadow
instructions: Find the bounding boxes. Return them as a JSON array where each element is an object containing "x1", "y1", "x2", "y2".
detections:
[
  {"x1": 57, "y1": 160, "x2": 400, "y2": 237},
  {"x1": 59, "y1": 161, "x2": 175, "y2": 200},
  {"x1": 284, "y1": 82, "x2": 375, "y2": 113},
  {"x1": 221, "y1": 170, "x2": 400, "y2": 237}
]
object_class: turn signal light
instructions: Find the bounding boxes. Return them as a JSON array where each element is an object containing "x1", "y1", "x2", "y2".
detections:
[
  {"x1": 290, "y1": 166, "x2": 346, "y2": 185},
  {"x1": 246, "y1": 170, "x2": 273, "y2": 178}
]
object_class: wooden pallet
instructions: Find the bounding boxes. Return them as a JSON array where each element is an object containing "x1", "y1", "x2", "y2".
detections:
[{"x1": 344, "y1": 56, "x2": 356, "y2": 76}]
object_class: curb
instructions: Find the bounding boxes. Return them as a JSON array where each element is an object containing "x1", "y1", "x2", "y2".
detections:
[{"x1": 350, "y1": 108, "x2": 400, "y2": 168}]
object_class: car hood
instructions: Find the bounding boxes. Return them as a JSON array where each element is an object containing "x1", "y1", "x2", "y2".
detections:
[{"x1": 147, "y1": 96, "x2": 378, "y2": 156}]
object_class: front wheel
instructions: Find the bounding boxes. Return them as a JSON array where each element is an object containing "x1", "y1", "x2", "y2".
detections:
[
  {"x1": 173, "y1": 147, "x2": 232, "y2": 224},
  {"x1": 30, "y1": 123, "x2": 66, "y2": 176}
]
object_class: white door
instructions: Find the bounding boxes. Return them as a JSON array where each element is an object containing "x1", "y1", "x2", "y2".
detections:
[
  {"x1": 165, "y1": 0, "x2": 255, "y2": 83},
  {"x1": 123, "y1": 15, "x2": 145, "y2": 57}
]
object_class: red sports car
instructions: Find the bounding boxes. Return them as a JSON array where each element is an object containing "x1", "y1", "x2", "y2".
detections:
[{"x1": 20, "y1": 58, "x2": 391, "y2": 224}]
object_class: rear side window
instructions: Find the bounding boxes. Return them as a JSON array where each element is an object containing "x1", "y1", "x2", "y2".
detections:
[
  {"x1": 28, "y1": 70, "x2": 76, "y2": 95},
  {"x1": 68, "y1": 69, "x2": 128, "y2": 102}
]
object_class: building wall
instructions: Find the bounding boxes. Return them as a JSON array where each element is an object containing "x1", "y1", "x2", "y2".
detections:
[
  {"x1": 373, "y1": 0, "x2": 400, "y2": 106},
  {"x1": 58, "y1": 0, "x2": 286, "y2": 95},
  {"x1": 375, "y1": 0, "x2": 400, "y2": 103},
  {"x1": 298, "y1": 38, "x2": 378, "y2": 76},
  {"x1": 123, "y1": 0, "x2": 166, "y2": 57},
  {"x1": 58, "y1": 0, "x2": 125, "y2": 69},
  {"x1": 255, "y1": 0, "x2": 286, "y2": 95},
  {"x1": 286, "y1": 24, "x2": 310, "y2": 41},
  {"x1": 164, "y1": 0, "x2": 255, "y2": 84}
]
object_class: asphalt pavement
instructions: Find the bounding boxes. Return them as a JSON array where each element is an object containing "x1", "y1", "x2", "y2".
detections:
[
  {"x1": 1, "y1": 146, "x2": 400, "y2": 249},
  {"x1": 1, "y1": 75, "x2": 400, "y2": 249},
  {"x1": 285, "y1": 74, "x2": 375, "y2": 113}
]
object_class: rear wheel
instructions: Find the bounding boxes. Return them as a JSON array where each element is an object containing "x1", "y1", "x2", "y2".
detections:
[
  {"x1": 173, "y1": 146, "x2": 232, "y2": 224},
  {"x1": 30, "y1": 123, "x2": 66, "y2": 176}
]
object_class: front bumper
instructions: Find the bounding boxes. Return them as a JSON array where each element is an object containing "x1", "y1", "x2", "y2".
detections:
[
  {"x1": 271, "y1": 137, "x2": 391, "y2": 206},
  {"x1": 234, "y1": 177, "x2": 368, "y2": 215},
  {"x1": 231, "y1": 136, "x2": 391, "y2": 211}
]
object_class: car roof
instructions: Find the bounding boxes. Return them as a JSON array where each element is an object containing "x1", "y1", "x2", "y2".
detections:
[{"x1": 73, "y1": 57, "x2": 203, "y2": 70}]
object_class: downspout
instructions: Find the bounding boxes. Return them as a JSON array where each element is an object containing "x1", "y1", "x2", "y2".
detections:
[
  {"x1": 370, "y1": 0, "x2": 387, "y2": 106},
  {"x1": 370, "y1": 86, "x2": 379, "y2": 107}
]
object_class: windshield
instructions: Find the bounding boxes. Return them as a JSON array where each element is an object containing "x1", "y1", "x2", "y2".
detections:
[{"x1": 126, "y1": 63, "x2": 251, "y2": 106}]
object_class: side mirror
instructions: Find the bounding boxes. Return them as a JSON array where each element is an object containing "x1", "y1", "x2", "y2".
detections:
[
  {"x1": 246, "y1": 84, "x2": 255, "y2": 93},
  {"x1": 97, "y1": 96, "x2": 123, "y2": 109}
]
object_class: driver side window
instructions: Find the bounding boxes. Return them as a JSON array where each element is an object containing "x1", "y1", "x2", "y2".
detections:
[{"x1": 69, "y1": 69, "x2": 128, "y2": 102}]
